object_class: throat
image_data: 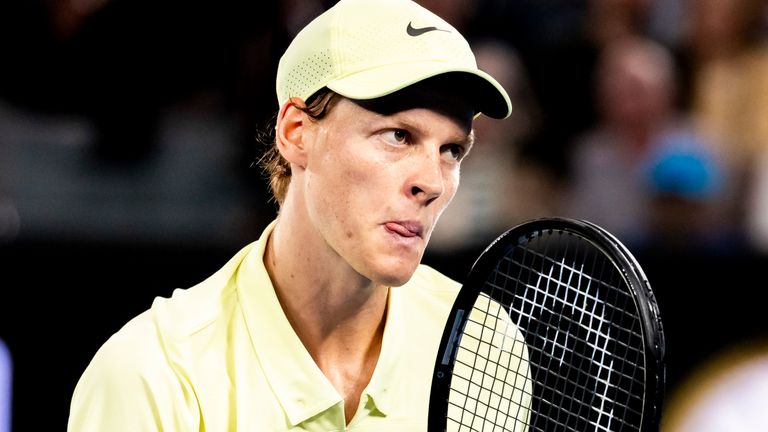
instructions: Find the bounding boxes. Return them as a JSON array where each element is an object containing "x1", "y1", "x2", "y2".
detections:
[
  {"x1": 321, "y1": 352, "x2": 381, "y2": 424},
  {"x1": 312, "y1": 300, "x2": 388, "y2": 424}
]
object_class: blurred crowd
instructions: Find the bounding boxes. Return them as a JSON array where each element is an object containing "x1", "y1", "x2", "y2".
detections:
[
  {"x1": 432, "y1": 0, "x2": 768, "y2": 260},
  {"x1": 3, "y1": 0, "x2": 768, "y2": 258},
  {"x1": 0, "y1": 0, "x2": 766, "y2": 255}
]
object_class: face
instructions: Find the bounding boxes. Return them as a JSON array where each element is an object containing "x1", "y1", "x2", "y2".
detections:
[
  {"x1": 298, "y1": 95, "x2": 474, "y2": 287},
  {"x1": 598, "y1": 40, "x2": 672, "y2": 130}
]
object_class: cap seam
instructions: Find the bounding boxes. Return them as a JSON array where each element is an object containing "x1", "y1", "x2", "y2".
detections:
[{"x1": 329, "y1": 2, "x2": 344, "y2": 81}]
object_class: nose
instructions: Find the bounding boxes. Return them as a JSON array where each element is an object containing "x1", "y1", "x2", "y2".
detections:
[{"x1": 406, "y1": 150, "x2": 445, "y2": 205}]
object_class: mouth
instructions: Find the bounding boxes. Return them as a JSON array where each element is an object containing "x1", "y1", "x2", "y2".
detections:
[{"x1": 384, "y1": 221, "x2": 423, "y2": 239}]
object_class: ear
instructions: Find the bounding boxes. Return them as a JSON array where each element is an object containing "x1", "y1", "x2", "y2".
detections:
[{"x1": 275, "y1": 98, "x2": 309, "y2": 170}]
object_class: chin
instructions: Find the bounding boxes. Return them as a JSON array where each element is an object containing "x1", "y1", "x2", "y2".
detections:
[
  {"x1": 378, "y1": 274, "x2": 412, "y2": 288},
  {"x1": 372, "y1": 260, "x2": 420, "y2": 287}
]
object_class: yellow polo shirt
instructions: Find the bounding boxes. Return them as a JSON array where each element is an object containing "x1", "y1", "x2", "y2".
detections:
[{"x1": 68, "y1": 221, "x2": 465, "y2": 431}]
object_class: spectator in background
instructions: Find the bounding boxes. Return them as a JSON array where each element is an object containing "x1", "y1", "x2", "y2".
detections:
[
  {"x1": 586, "y1": 0, "x2": 655, "y2": 48},
  {"x1": 642, "y1": 133, "x2": 736, "y2": 254},
  {"x1": 428, "y1": 39, "x2": 559, "y2": 257},
  {"x1": 662, "y1": 341, "x2": 768, "y2": 432},
  {"x1": 562, "y1": 36, "x2": 731, "y2": 250},
  {"x1": 685, "y1": 0, "x2": 768, "y2": 178},
  {"x1": 683, "y1": 0, "x2": 768, "y2": 253},
  {"x1": 486, "y1": 0, "x2": 661, "y2": 182}
]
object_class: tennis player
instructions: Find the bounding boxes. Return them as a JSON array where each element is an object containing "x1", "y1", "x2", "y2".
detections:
[{"x1": 68, "y1": 0, "x2": 527, "y2": 429}]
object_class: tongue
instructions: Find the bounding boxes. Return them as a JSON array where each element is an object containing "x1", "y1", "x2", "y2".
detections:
[{"x1": 386, "y1": 222, "x2": 417, "y2": 237}]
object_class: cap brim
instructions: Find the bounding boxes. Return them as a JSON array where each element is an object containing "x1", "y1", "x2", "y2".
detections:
[{"x1": 326, "y1": 62, "x2": 512, "y2": 119}]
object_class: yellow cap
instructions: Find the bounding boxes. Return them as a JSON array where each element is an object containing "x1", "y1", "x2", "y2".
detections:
[{"x1": 276, "y1": 0, "x2": 512, "y2": 119}]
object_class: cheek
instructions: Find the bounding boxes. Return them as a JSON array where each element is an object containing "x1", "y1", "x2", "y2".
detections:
[
  {"x1": 427, "y1": 169, "x2": 460, "y2": 235},
  {"x1": 323, "y1": 145, "x2": 396, "y2": 202},
  {"x1": 307, "y1": 151, "x2": 379, "y2": 224},
  {"x1": 443, "y1": 169, "x2": 461, "y2": 205}
]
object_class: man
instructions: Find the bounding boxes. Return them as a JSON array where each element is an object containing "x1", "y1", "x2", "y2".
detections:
[{"x1": 68, "y1": 0, "x2": 528, "y2": 429}]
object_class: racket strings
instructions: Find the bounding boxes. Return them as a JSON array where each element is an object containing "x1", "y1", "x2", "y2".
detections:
[
  {"x1": 518, "y1": 232, "x2": 645, "y2": 430},
  {"x1": 447, "y1": 230, "x2": 647, "y2": 431},
  {"x1": 499, "y1": 248, "x2": 645, "y2": 391},
  {"x1": 450, "y1": 291, "x2": 532, "y2": 431}
]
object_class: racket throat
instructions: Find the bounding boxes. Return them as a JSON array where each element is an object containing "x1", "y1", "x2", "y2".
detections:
[{"x1": 441, "y1": 309, "x2": 466, "y2": 366}]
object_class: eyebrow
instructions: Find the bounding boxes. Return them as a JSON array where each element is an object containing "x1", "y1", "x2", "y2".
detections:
[{"x1": 390, "y1": 114, "x2": 475, "y2": 148}]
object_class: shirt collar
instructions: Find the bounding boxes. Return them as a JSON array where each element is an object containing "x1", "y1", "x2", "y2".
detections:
[
  {"x1": 360, "y1": 285, "x2": 406, "y2": 416},
  {"x1": 236, "y1": 221, "x2": 342, "y2": 426}
]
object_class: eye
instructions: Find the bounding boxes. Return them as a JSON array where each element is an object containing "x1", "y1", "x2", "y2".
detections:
[
  {"x1": 441, "y1": 144, "x2": 467, "y2": 162},
  {"x1": 382, "y1": 129, "x2": 410, "y2": 146}
]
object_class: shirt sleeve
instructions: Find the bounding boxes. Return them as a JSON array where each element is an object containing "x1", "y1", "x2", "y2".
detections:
[{"x1": 67, "y1": 314, "x2": 196, "y2": 432}]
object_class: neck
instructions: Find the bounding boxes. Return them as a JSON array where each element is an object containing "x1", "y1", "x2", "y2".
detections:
[
  {"x1": 265, "y1": 205, "x2": 390, "y2": 344},
  {"x1": 264, "y1": 202, "x2": 390, "y2": 422}
]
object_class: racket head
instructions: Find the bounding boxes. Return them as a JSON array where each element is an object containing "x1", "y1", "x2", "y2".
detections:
[{"x1": 428, "y1": 217, "x2": 665, "y2": 432}]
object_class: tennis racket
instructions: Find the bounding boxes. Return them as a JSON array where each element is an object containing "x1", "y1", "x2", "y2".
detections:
[{"x1": 428, "y1": 218, "x2": 665, "y2": 431}]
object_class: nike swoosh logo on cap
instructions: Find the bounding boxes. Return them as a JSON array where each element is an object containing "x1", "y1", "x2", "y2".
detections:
[{"x1": 407, "y1": 22, "x2": 450, "y2": 37}]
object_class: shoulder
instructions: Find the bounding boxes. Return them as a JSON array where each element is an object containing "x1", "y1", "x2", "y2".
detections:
[
  {"x1": 68, "y1": 310, "x2": 195, "y2": 430},
  {"x1": 68, "y1": 232, "x2": 273, "y2": 431},
  {"x1": 106, "y1": 239, "x2": 263, "y2": 355},
  {"x1": 75, "y1": 311, "x2": 171, "y2": 385},
  {"x1": 84, "y1": 240, "x2": 257, "y2": 361},
  {"x1": 408, "y1": 264, "x2": 461, "y2": 292},
  {"x1": 150, "y1": 240, "x2": 258, "y2": 337},
  {"x1": 400, "y1": 264, "x2": 461, "y2": 309}
]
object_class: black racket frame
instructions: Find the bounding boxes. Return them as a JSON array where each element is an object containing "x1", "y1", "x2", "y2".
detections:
[{"x1": 428, "y1": 217, "x2": 666, "y2": 431}]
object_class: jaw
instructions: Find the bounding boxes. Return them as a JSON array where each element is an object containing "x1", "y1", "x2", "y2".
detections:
[{"x1": 361, "y1": 232, "x2": 426, "y2": 287}]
